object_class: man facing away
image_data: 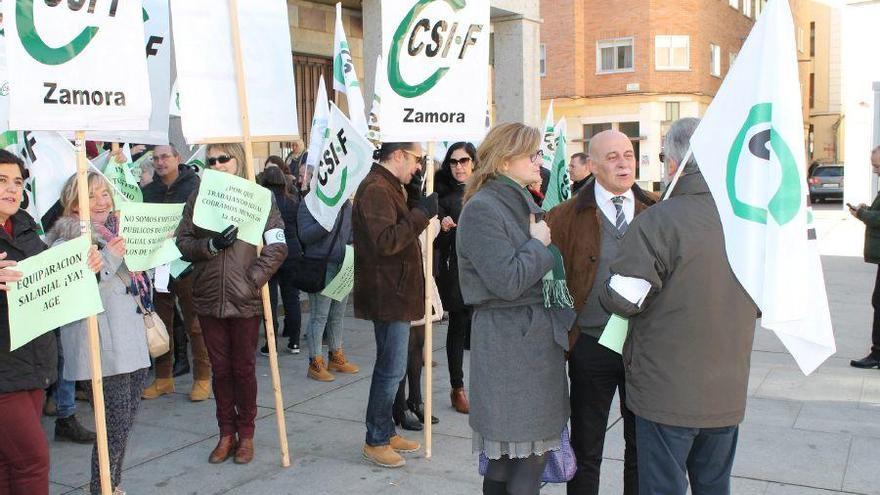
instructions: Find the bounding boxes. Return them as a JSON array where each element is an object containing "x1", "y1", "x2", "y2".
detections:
[
  {"x1": 353, "y1": 142, "x2": 439, "y2": 468},
  {"x1": 141, "y1": 144, "x2": 212, "y2": 402},
  {"x1": 849, "y1": 145, "x2": 880, "y2": 369},
  {"x1": 547, "y1": 130, "x2": 656, "y2": 495},
  {"x1": 599, "y1": 118, "x2": 758, "y2": 495}
]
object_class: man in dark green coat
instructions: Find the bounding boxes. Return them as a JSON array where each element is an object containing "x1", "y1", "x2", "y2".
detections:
[{"x1": 849, "y1": 145, "x2": 880, "y2": 368}]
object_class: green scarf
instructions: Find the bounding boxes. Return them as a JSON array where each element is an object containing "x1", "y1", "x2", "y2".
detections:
[{"x1": 496, "y1": 175, "x2": 574, "y2": 309}]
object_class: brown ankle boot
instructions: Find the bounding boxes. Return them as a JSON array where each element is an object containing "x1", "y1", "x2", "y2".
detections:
[
  {"x1": 234, "y1": 438, "x2": 254, "y2": 464},
  {"x1": 451, "y1": 388, "x2": 470, "y2": 414},
  {"x1": 328, "y1": 348, "x2": 359, "y2": 374},
  {"x1": 308, "y1": 356, "x2": 335, "y2": 382},
  {"x1": 208, "y1": 435, "x2": 236, "y2": 464}
]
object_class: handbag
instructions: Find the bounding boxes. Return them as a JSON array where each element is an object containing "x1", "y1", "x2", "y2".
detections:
[
  {"x1": 288, "y1": 213, "x2": 343, "y2": 293},
  {"x1": 478, "y1": 426, "x2": 577, "y2": 484},
  {"x1": 120, "y1": 274, "x2": 170, "y2": 358}
]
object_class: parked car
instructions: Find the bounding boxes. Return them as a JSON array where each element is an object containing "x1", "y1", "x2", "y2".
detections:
[{"x1": 808, "y1": 164, "x2": 844, "y2": 203}]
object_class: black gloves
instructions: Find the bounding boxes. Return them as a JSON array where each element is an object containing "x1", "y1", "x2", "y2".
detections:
[
  {"x1": 416, "y1": 193, "x2": 439, "y2": 219},
  {"x1": 405, "y1": 169, "x2": 425, "y2": 204},
  {"x1": 209, "y1": 225, "x2": 238, "y2": 254}
]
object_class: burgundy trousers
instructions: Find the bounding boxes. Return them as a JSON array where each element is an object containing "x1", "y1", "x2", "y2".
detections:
[
  {"x1": 0, "y1": 389, "x2": 49, "y2": 495},
  {"x1": 199, "y1": 316, "x2": 260, "y2": 439}
]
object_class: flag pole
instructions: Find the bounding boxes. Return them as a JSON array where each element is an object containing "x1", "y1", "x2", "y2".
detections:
[
  {"x1": 423, "y1": 142, "x2": 435, "y2": 459},
  {"x1": 227, "y1": 0, "x2": 290, "y2": 467},
  {"x1": 74, "y1": 132, "x2": 113, "y2": 495},
  {"x1": 661, "y1": 147, "x2": 693, "y2": 201}
]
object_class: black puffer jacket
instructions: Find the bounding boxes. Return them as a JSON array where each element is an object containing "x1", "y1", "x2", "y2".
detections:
[
  {"x1": 434, "y1": 166, "x2": 468, "y2": 311},
  {"x1": 142, "y1": 165, "x2": 200, "y2": 204},
  {"x1": 0, "y1": 210, "x2": 56, "y2": 394}
]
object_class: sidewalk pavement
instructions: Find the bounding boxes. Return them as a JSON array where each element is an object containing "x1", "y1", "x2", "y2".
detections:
[{"x1": 45, "y1": 204, "x2": 880, "y2": 494}]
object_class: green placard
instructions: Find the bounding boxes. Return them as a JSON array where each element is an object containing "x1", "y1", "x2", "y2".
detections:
[
  {"x1": 320, "y1": 245, "x2": 354, "y2": 301},
  {"x1": 7, "y1": 237, "x2": 104, "y2": 351},
  {"x1": 104, "y1": 157, "x2": 143, "y2": 204},
  {"x1": 598, "y1": 314, "x2": 629, "y2": 355},
  {"x1": 118, "y1": 202, "x2": 185, "y2": 272},
  {"x1": 169, "y1": 258, "x2": 191, "y2": 279},
  {"x1": 192, "y1": 169, "x2": 271, "y2": 246}
]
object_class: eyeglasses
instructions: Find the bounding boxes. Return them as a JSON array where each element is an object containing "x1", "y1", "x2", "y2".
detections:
[
  {"x1": 402, "y1": 149, "x2": 428, "y2": 167},
  {"x1": 529, "y1": 150, "x2": 544, "y2": 164},
  {"x1": 207, "y1": 155, "x2": 233, "y2": 167},
  {"x1": 448, "y1": 156, "x2": 472, "y2": 168}
]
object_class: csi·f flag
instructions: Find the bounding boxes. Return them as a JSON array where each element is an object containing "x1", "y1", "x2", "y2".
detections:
[
  {"x1": 333, "y1": 3, "x2": 368, "y2": 136},
  {"x1": 543, "y1": 118, "x2": 571, "y2": 211},
  {"x1": 306, "y1": 77, "x2": 331, "y2": 169},
  {"x1": 689, "y1": 0, "x2": 835, "y2": 375},
  {"x1": 540, "y1": 100, "x2": 555, "y2": 171},
  {"x1": 366, "y1": 54, "x2": 386, "y2": 148}
]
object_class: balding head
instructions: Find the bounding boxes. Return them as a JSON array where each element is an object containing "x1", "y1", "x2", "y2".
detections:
[{"x1": 588, "y1": 130, "x2": 636, "y2": 195}]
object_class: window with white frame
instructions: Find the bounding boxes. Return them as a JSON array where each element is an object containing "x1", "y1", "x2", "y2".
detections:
[
  {"x1": 710, "y1": 44, "x2": 721, "y2": 77},
  {"x1": 797, "y1": 27, "x2": 804, "y2": 53},
  {"x1": 655, "y1": 35, "x2": 690, "y2": 71},
  {"x1": 744, "y1": 0, "x2": 752, "y2": 17},
  {"x1": 597, "y1": 38, "x2": 634, "y2": 73},
  {"x1": 540, "y1": 44, "x2": 546, "y2": 77},
  {"x1": 729, "y1": 0, "x2": 738, "y2": 10}
]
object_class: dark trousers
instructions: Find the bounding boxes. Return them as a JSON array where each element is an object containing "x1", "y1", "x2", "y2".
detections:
[
  {"x1": 568, "y1": 335, "x2": 638, "y2": 495},
  {"x1": 0, "y1": 389, "x2": 49, "y2": 495},
  {"x1": 268, "y1": 264, "x2": 301, "y2": 344},
  {"x1": 199, "y1": 316, "x2": 261, "y2": 439},
  {"x1": 154, "y1": 276, "x2": 211, "y2": 380},
  {"x1": 394, "y1": 324, "x2": 425, "y2": 414},
  {"x1": 871, "y1": 266, "x2": 880, "y2": 357},
  {"x1": 483, "y1": 454, "x2": 548, "y2": 495},
  {"x1": 365, "y1": 320, "x2": 410, "y2": 446},
  {"x1": 446, "y1": 308, "x2": 471, "y2": 389},
  {"x1": 88, "y1": 369, "x2": 148, "y2": 494},
  {"x1": 635, "y1": 416, "x2": 738, "y2": 495}
]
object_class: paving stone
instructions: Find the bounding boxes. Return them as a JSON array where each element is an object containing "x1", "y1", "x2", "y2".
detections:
[{"x1": 842, "y1": 436, "x2": 880, "y2": 495}]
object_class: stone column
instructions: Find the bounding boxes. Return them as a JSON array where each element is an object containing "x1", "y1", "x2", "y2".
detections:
[
  {"x1": 492, "y1": 14, "x2": 542, "y2": 127},
  {"x1": 361, "y1": 0, "x2": 382, "y2": 105}
]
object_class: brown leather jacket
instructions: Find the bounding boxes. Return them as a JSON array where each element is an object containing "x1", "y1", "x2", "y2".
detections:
[
  {"x1": 353, "y1": 165, "x2": 430, "y2": 322},
  {"x1": 175, "y1": 183, "x2": 288, "y2": 319},
  {"x1": 546, "y1": 180, "x2": 657, "y2": 349}
]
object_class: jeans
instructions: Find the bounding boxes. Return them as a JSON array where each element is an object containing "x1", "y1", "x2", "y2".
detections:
[
  {"x1": 0, "y1": 389, "x2": 49, "y2": 495},
  {"x1": 567, "y1": 335, "x2": 637, "y2": 495},
  {"x1": 365, "y1": 320, "x2": 410, "y2": 446},
  {"x1": 200, "y1": 316, "x2": 261, "y2": 439},
  {"x1": 306, "y1": 262, "x2": 346, "y2": 359},
  {"x1": 394, "y1": 325, "x2": 425, "y2": 414},
  {"x1": 53, "y1": 332, "x2": 76, "y2": 419},
  {"x1": 269, "y1": 263, "x2": 302, "y2": 345},
  {"x1": 635, "y1": 416, "x2": 739, "y2": 495}
]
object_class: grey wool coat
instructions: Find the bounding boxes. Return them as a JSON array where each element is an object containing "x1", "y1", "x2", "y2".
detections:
[
  {"x1": 456, "y1": 177, "x2": 576, "y2": 445},
  {"x1": 46, "y1": 217, "x2": 151, "y2": 382}
]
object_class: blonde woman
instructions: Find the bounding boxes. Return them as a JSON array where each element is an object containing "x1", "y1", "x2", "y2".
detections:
[
  {"x1": 456, "y1": 123, "x2": 576, "y2": 495},
  {"x1": 175, "y1": 143, "x2": 287, "y2": 465},
  {"x1": 47, "y1": 171, "x2": 151, "y2": 495}
]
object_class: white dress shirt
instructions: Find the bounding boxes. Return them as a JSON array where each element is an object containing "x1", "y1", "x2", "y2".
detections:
[{"x1": 594, "y1": 180, "x2": 635, "y2": 226}]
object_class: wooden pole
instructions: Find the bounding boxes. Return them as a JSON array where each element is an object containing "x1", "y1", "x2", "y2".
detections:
[
  {"x1": 423, "y1": 142, "x2": 435, "y2": 459},
  {"x1": 227, "y1": 0, "x2": 290, "y2": 467},
  {"x1": 74, "y1": 132, "x2": 113, "y2": 495}
]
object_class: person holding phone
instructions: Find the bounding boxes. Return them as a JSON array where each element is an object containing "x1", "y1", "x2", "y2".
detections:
[{"x1": 849, "y1": 146, "x2": 880, "y2": 369}]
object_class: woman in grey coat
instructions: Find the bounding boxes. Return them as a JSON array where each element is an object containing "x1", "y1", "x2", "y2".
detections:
[
  {"x1": 457, "y1": 123, "x2": 576, "y2": 495},
  {"x1": 47, "y1": 172, "x2": 150, "y2": 495}
]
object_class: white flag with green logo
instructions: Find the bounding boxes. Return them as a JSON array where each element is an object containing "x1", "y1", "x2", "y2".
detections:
[
  {"x1": 366, "y1": 54, "x2": 385, "y2": 148},
  {"x1": 379, "y1": 0, "x2": 490, "y2": 142},
  {"x1": 543, "y1": 118, "x2": 570, "y2": 211},
  {"x1": 689, "y1": 0, "x2": 834, "y2": 375},
  {"x1": 0, "y1": 8, "x2": 10, "y2": 132},
  {"x1": 334, "y1": 2, "x2": 368, "y2": 136},
  {"x1": 4, "y1": 0, "x2": 151, "y2": 131},
  {"x1": 305, "y1": 102, "x2": 374, "y2": 231},
  {"x1": 306, "y1": 77, "x2": 331, "y2": 168},
  {"x1": 185, "y1": 145, "x2": 206, "y2": 172},
  {"x1": 21, "y1": 132, "x2": 77, "y2": 224},
  {"x1": 540, "y1": 101, "x2": 555, "y2": 170}
]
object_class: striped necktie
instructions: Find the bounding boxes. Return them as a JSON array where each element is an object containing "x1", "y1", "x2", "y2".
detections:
[{"x1": 611, "y1": 196, "x2": 628, "y2": 235}]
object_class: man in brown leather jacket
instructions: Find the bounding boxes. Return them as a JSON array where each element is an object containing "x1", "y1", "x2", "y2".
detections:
[
  {"x1": 353, "y1": 142, "x2": 437, "y2": 469},
  {"x1": 547, "y1": 130, "x2": 656, "y2": 495}
]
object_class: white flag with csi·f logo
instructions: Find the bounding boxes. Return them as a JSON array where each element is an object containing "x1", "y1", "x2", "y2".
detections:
[{"x1": 689, "y1": 0, "x2": 835, "y2": 375}]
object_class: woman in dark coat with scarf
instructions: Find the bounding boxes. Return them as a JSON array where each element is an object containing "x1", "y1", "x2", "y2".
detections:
[{"x1": 435, "y1": 142, "x2": 476, "y2": 414}]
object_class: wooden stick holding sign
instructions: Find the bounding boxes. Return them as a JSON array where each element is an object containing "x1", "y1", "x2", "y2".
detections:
[
  {"x1": 227, "y1": 0, "x2": 290, "y2": 467},
  {"x1": 75, "y1": 132, "x2": 114, "y2": 495},
  {"x1": 423, "y1": 142, "x2": 435, "y2": 459}
]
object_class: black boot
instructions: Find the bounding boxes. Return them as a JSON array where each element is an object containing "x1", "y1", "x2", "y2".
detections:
[
  {"x1": 850, "y1": 353, "x2": 880, "y2": 369},
  {"x1": 408, "y1": 401, "x2": 439, "y2": 425},
  {"x1": 393, "y1": 408, "x2": 423, "y2": 431},
  {"x1": 55, "y1": 415, "x2": 96, "y2": 444}
]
